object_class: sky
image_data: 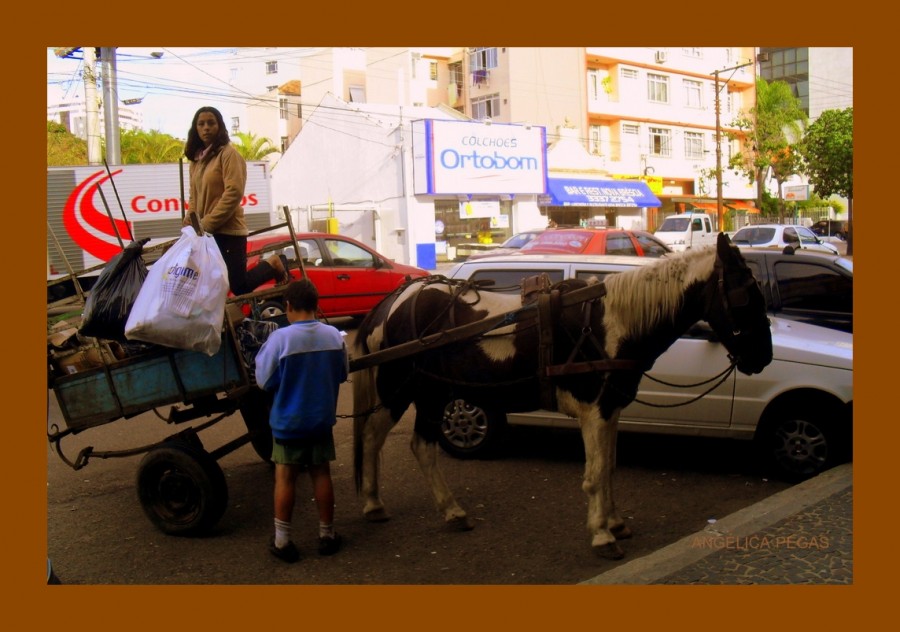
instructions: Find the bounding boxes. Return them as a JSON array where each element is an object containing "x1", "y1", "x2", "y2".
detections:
[{"x1": 46, "y1": 47, "x2": 262, "y2": 139}]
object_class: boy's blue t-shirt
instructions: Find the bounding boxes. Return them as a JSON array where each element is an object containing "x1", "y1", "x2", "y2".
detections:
[{"x1": 254, "y1": 320, "x2": 349, "y2": 440}]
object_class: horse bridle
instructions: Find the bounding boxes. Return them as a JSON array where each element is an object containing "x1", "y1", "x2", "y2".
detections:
[{"x1": 711, "y1": 251, "x2": 757, "y2": 336}]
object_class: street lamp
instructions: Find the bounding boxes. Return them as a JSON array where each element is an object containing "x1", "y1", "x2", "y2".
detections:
[{"x1": 711, "y1": 54, "x2": 767, "y2": 230}]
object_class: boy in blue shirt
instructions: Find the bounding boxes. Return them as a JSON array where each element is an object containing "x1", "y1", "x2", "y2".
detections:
[{"x1": 254, "y1": 279, "x2": 349, "y2": 563}]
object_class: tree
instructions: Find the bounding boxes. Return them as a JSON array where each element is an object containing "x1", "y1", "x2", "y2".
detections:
[
  {"x1": 727, "y1": 78, "x2": 808, "y2": 219},
  {"x1": 797, "y1": 107, "x2": 853, "y2": 254},
  {"x1": 231, "y1": 131, "x2": 279, "y2": 161},
  {"x1": 120, "y1": 128, "x2": 184, "y2": 164},
  {"x1": 47, "y1": 121, "x2": 88, "y2": 166}
]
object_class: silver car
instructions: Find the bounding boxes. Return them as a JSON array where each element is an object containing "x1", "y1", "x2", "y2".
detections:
[
  {"x1": 732, "y1": 224, "x2": 840, "y2": 255},
  {"x1": 441, "y1": 253, "x2": 853, "y2": 482}
]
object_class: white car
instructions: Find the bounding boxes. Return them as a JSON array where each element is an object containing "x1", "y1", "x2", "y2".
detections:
[
  {"x1": 441, "y1": 253, "x2": 853, "y2": 482},
  {"x1": 732, "y1": 224, "x2": 840, "y2": 255}
]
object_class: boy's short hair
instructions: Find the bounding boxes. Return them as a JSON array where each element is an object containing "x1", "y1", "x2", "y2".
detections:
[{"x1": 284, "y1": 279, "x2": 319, "y2": 313}]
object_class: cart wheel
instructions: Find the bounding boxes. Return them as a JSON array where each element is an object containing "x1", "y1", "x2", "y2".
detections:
[
  {"x1": 136, "y1": 443, "x2": 228, "y2": 536},
  {"x1": 239, "y1": 387, "x2": 274, "y2": 463}
]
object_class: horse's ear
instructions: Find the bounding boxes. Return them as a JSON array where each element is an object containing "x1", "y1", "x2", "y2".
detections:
[{"x1": 717, "y1": 232, "x2": 733, "y2": 260}]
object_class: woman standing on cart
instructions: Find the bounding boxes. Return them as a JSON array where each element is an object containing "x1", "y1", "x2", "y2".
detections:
[{"x1": 183, "y1": 106, "x2": 290, "y2": 295}]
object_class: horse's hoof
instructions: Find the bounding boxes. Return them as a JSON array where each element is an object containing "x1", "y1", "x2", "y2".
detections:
[
  {"x1": 446, "y1": 515, "x2": 475, "y2": 531},
  {"x1": 593, "y1": 542, "x2": 625, "y2": 560},
  {"x1": 611, "y1": 524, "x2": 633, "y2": 540},
  {"x1": 364, "y1": 508, "x2": 390, "y2": 523}
]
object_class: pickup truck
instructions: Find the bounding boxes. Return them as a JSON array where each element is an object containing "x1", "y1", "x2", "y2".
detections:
[{"x1": 654, "y1": 212, "x2": 717, "y2": 251}]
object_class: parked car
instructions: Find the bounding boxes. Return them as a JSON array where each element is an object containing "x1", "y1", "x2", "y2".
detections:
[
  {"x1": 246, "y1": 231, "x2": 429, "y2": 319},
  {"x1": 740, "y1": 247, "x2": 852, "y2": 333},
  {"x1": 810, "y1": 219, "x2": 848, "y2": 240},
  {"x1": 466, "y1": 229, "x2": 544, "y2": 260},
  {"x1": 440, "y1": 253, "x2": 853, "y2": 481},
  {"x1": 732, "y1": 224, "x2": 840, "y2": 255},
  {"x1": 517, "y1": 227, "x2": 673, "y2": 257}
]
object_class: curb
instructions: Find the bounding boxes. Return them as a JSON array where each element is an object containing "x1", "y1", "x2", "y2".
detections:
[{"x1": 580, "y1": 462, "x2": 853, "y2": 584}]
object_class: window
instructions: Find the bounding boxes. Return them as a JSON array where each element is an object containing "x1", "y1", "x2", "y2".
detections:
[
  {"x1": 279, "y1": 97, "x2": 288, "y2": 120},
  {"x1": 682, "y1": 48, "x2": 703, "y2": 58},
  {"x1": 322, "y1": 239, "x2": 375, "y2": 267},
  {"x1": 622, "y1": 123, "x2": 639, "y2": 135},
  {"x1": 605, "y1": 232, "x2": 637, "y2": 256},
  {"x1": 647, "y1": 73, "x2": 669, "y2": 103},
  {"x1": 684, "y1": 131, "x2": 704, "y2": 159},
  {"x1": 349, "y1": 85, "x2": 366, "y2": 103},
  {"x1": 588, "y1": 69, "x2": 601, "y2": 100},
  {"x1": 231, "y1": 117, "x2": 240, "y2": 134},
  {"x1": 683, "y1": 79, "x2": 702, "y2": 108},
  {"x1": 449, "y1": 62, "x2": 463, "y2": 86},
  {"x1": 266, "y1": 60, "x2": 278, "y2": 75},
  {"x1": 634, "y1": 233, "x2": 671, "y2": 257},
  {"x1": 621, "y1": 68, "x2": 638, "y2": 80},
  {"x1": 589, "y1": 125, "x2": 602, "y2": 154},
  {"x1": 430, "y1": 61, "x2": 438, "y2": 81},
  {"x1": 266, "y1": 85, "x2": 278, "y2": 92},
  {"x1": 280, "y1": 136, "x2": 289, "y2": 153},
  {"x1": 773, "y1": 261, "x2": 852, "y2": 316},
  {"x1": 471, "y1": 93, "x2": 500, "y2": 120},
  {"x1": 649, "y1": 127, "x2": 671, "y2": 157},
  {"x1": 469, "y1": 47, "x2": 498, "y2": 70}
]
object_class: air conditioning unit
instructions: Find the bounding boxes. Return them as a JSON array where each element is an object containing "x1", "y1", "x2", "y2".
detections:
[{"x1": 655, "y1": 50, "x2": 667, "y2": 63}]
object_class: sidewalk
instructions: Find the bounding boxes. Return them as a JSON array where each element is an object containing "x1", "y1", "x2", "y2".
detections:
[{"x1": 581, "y1": 462, "x2": 852, "y2": 585}]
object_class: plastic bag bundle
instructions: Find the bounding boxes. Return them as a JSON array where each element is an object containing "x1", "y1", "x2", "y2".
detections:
[
  {"x1": 79, "y1": 238, "x2": 150, "y2": 341},
  {"x1": 125, "y1": 227, "x2": 230, "y2": 355}
]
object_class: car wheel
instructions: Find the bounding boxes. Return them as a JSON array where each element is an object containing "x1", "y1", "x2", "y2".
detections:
[
  {"x1": 438, "y1": 399, "x2": 506, "y2": 459},
  {"x1": 256, "y1": 300, "x2": 284, "y2": 320},
  {"x1": 756, "y1": 408, "x2": 846, "y2": 482}
]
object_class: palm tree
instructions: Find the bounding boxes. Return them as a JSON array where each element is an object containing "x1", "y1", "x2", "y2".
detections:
[
  {"x1": 728, "y1": 78, "x2": 808, "y2": 218},
  {"x1": 231, "y1": 131, "x2": 279, "y2": 161},
  {"x1": 120, "y1": 129, "x2": 184, "y2": 164}
]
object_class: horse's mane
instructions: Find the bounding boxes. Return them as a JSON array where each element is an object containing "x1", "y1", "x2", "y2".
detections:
[{"x1": 602, "y1": 246, "x2": 717, "y2": 338}]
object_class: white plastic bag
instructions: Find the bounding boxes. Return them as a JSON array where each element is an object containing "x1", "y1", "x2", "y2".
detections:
[{"x1": 125, "y1": 227, "x2": 230, "y2": 355}]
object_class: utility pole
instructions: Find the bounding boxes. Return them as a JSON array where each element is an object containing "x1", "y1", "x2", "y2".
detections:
[
  {"x1": 712, "y1": 53, "x2": 767, "y2": 232},
  {"x1": 100, "y1": 47, "x2": 121, "y2": 165},
  {"x1": 82, "y1": 47, "x2": 102, "y2": 165}
]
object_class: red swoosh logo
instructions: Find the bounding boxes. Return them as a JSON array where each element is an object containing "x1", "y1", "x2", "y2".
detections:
[{"x1": 63, "y1": 169, "x2": 133, "y2": 262}]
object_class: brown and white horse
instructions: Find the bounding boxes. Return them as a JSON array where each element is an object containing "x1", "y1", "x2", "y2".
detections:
[{"x1": 351, "y1": 233, "x2": 772, "y2": 559}]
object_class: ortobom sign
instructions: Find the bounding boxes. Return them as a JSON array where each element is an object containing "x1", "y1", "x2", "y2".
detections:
[{"x1": 412, "y1": 119, "x2": 548, "y2": 195}]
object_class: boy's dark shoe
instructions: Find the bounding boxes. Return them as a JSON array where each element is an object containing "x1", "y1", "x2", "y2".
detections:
[
  {"x1": 270, "y1": 537, "x2": 300, "y2": 563},
  {"x1": 318, "y1": 533, "x2": 343, "y2": 556}
]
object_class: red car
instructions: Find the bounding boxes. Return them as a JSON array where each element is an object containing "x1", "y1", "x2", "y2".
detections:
[
  {"x1": 245, "y1": 231, "x2": 429, "y2": 319},
  {"x1": 517, "y1": 227, "x2": 672, "y2": 257}
]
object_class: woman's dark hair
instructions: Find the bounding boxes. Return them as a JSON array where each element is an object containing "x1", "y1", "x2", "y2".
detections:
[{"x1": 184, "y1": 106, "x2": 231, "y2": 161}]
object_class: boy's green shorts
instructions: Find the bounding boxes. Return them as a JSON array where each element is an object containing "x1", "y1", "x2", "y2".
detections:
[{"x1": 271, "y1": 431, "x2": 335, "y2": 468}]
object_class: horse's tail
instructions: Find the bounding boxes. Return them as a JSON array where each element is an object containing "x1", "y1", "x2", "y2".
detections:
[{"x1": 352, "y1": 362, "x2": 376, "y2": 494}]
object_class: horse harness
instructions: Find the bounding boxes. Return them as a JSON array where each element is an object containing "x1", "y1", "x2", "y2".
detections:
[{"x1": 522, "y1": 273, "x2": 639, "y2": 410}]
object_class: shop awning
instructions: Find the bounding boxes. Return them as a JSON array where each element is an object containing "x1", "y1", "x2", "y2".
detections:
[
  {"x1": 546, "y1": 178, "x2": 661, "y2": 207},
  {"x1": 725, "y1": 200, "x2": 762, "y2": 214},
  {"x1": 687, "y1": 201, "x2": 719, "y2": 212}
]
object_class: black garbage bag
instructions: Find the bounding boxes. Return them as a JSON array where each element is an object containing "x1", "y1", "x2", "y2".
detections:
[{"x1": 79, "y1": 238, "x2": 151, "y2": 341}]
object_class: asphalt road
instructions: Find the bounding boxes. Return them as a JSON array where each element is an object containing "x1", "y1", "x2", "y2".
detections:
[{"x1": 47, "y1": 324, "x2": 793, "y2": 585}]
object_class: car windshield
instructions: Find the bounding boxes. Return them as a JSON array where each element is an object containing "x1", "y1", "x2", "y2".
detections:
[
  {"x1": 658, "y1": 217, "x2": 690, "y2": 232},
  {"x1": 733, "y1": 227, "x2": 776, "y2": 245},
  {"x1": 501, "y1": 232, "x2": 538, "y2": 248},
  {"x1": 521, "y1": 231, "x2": 591, "y2": 253}
]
